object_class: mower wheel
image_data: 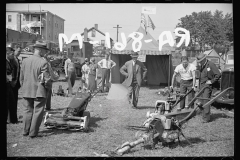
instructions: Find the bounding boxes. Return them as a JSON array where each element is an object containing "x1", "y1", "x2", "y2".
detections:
[{"x1": 82, "y1": 111, "x2": 90, "y2": 131}]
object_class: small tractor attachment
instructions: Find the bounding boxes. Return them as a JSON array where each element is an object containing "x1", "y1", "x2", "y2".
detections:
[{"x1": 102, "y1": 86, "x2": 234, "y2": 156}]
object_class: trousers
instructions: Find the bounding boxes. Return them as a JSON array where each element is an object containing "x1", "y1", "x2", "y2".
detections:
[
  {"x1": 45, "y1": 87, "x2": 52, "y2": 110},
  {"x1": 179, "y1": 79, "x2": 194, "y2": 109},
  {"x1": 6, "y1": 83, "x2": 17, "y2": 123},
  {"x1": 22, "y1": 97, "x2": 45, "y2": 137},
  {"x1": 200, "y1": 83, "x2": 212, "y2": 122},
  {"x1": 127, "y1": 79, "x2": 140, "y2": 107},
  {"x1": 101, "y1": 68, "x2": 110, "y2": 92}
]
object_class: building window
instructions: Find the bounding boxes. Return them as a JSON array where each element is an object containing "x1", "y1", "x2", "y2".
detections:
[{"x1": 8, "y1": 15, "x2": 12, "y2": 22}]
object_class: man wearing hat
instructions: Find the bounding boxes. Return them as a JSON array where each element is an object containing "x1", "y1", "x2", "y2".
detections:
[
  {"x1": 20, "y1": 41, "x2": 51, "y2": 138},
  {"x1": 6, "y1": 46, "x2": 18, "y2": 124},
  {"x1": 9, "y1": 44, "x2": 22, "y2": 122},
  {"x1": 120, "y1": 51, "x2": 147, "y2": 109},
  {"x1": 170, "y1": 50, "x2": 197, "y2": 110},
  {"x1": 196, "y1": 52, "x2": 221, "y2": 123},
  {"x1": 97, "y1": 50, "x2": 116, "y2": 92}
]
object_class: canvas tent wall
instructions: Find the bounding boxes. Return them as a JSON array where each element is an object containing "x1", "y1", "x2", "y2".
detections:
[{"x1": 111, "y1": 26, "x2": 174, "y2": 86}]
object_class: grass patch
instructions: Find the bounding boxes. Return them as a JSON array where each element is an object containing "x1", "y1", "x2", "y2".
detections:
[{"x1": 8, "y1": 78, "x2": 234, "y2": 157}]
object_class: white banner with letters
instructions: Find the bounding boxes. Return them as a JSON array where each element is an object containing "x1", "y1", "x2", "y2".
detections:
[{"x1": 142, "y1": 6, "x2": 156, "y2": 14}]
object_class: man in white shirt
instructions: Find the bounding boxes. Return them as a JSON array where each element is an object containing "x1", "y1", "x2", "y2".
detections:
[
  {"x1": 97, "y1": 50, "x2": 116, "y2": 92},
  {"x1": 170, "y1": 56, "x2": 196, "y2": 109}
]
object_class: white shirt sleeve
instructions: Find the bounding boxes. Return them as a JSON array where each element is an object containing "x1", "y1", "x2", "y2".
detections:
[{"x1": 174, "y1": 65, "x2": 180, "y2": 73}]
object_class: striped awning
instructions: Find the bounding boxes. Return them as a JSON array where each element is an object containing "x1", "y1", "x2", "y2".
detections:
[{"x1": 111, "y1": 49, "x2": 171, "y2": 55}]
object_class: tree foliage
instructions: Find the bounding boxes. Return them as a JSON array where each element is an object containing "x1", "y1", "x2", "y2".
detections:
[{"x1": 175, "y1": 10, "x2": 233, "y2": 53}]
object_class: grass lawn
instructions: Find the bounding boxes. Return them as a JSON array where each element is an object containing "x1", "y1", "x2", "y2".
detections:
[{"x1": 7, "y1": 76, "x2": 234, "y2": 157}]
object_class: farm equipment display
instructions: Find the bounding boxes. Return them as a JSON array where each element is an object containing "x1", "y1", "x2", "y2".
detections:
[
  {"x1": 44, "y1": 87, "x2": 102, "y2": 131},
  {"x1": 102, "y1": 86, "x2": 234, "y2": 156},
  {"x1": 155, "y1": 87, "x2": 194, "y2": 115}
]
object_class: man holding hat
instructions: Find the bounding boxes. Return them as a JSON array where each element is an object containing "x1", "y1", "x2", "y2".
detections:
[
  {"x1": 98, "y1": 49, "x2": 116, "y2": 92},
  {"x1": 20, "y1": 41, "x2": 51, "y2": 138},
  {"x1": 196, "y1": 52, "x2": 221, "y2": 123},
  {"x1": 120, "y1": 51, "x2": 147, "y2": 109}
]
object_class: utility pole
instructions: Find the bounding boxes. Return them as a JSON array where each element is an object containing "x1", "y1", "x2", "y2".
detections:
[{"x1": 113, "y1": 24, "x2": 122, "y2": 42}]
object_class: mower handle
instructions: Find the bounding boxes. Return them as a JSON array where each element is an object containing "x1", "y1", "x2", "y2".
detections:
[{"x1": 179, "y1": 87, "x2": 234, "y2": 126}]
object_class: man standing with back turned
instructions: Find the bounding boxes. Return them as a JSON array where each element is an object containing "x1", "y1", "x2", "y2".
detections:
[
  {"x1": 120, "y1": 51, "x2": 147, "y2": 109},
  {"x1": 20, "y1": 41, "x2": 51, "y2": 138}
]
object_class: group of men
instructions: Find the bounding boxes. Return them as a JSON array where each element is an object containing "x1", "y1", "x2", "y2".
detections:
[
  {"x1": 119, "y1": 49, "x2": 221, "y2": 123},
  {"x1": 6, "y1": 41, "x2": 57, "y2": 138},
  {"x1": 6, "y1": 41, "x2": 220, "y2": 139},
  {"x1": 170, "y1": 50, "x2": 221, "y2": 123}
]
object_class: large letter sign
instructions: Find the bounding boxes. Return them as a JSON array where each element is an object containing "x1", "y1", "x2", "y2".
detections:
[
  {"x1": 158, "y1": 31, "x2": 175, "y2": 51},
  {"x1": 128, "y1": 32, "x2": 144, "y2": 52},
  {"x1": 114, "y1": 33, "x2": 127, "y2": 51},
  {"x1": 59, "y1": 33, "x2": 83, "y2": 52},
  {"x1": 175, "y1": 27, "x2": 190, "y2": 48}
]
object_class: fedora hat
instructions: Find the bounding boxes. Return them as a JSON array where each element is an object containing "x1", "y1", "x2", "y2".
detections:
[
  {"x1": 196, "y1": 52, "x2": 207, "y2": 62},
  {"x1": 130, "y1": 51, "x2": 139, "y2": 58},
  {"x1": 33, "y1": 41, "x2": 49, "y2": 51}
]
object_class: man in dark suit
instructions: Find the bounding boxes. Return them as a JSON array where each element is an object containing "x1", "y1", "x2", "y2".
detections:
[
  {"x1": 196, "y1": 52, "x2": 221, "y2": 123},
  {"x1": 20, "y1": 41, "x2": 51, "y2": 138},
  {"x1": 9, "y1": 44, "x2": 22, "y2": 123},
  {"x1": 120, "y1": 51, "x2": 147, "y2": 108}
]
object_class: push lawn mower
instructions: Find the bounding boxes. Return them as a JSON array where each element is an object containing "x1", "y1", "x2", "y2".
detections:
[
  {"x1": 44, "y1": 81, "x2": 102, "y2": 131},
  {"x1": 102, "y1": 86, "x2": 234, "y2": 156}
]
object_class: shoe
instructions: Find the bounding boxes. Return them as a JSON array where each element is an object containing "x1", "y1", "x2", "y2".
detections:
[
  {"x1": 128, "y1": 100, "x2": 131, "y2": 105},
  {"x1": 131, "y1": 105, "x2": 138, "y2": 109},
  {"x1": 23, "y1": 133, "x2": 29, "y2": 136},
  {"x1": 29, "y1": 133, "x2": 48, "y2": 138},
  {"x1": 45, "y1": 108, "x2": 51, "y2": 111}
]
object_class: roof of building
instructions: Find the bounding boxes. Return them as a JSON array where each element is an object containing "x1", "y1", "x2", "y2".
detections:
[{"x1": 6, "y1": 10, "x2": 65, "y2": 21}]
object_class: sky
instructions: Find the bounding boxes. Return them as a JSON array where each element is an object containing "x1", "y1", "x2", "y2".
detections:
[{"x1": 6, "y1": 3, "x2": 232, "y2": 45}]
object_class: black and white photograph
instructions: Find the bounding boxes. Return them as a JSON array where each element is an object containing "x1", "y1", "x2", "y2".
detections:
[{"x1": 6, "y1": 2, "x2": 234, "y2": 157}]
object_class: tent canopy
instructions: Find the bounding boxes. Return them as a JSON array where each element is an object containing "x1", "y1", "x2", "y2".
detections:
[
  {"x1": 110, "y1": 26, "x2": 174, "y2": 86},
  {"x1": 112, "y1": 26, "x2": 174, "y2": 55}
]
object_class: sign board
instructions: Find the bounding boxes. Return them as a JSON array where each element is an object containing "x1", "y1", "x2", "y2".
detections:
[
  {"x1": 142, "y1": 6, "x2": 156, "y2": 14},
  {"x1": 137, "y1": 54, "x2": 146, "y2": 62}
]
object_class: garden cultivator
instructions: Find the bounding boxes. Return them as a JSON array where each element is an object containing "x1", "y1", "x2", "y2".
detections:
[{"x1": 103, "y1": 86, "x2": 234, "y2": 156}]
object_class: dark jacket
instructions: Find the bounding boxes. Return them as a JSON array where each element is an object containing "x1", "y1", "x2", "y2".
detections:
[
  {"x1": 120, "y1": 60, "x2": 147, "y2": 87},
  {"x1": 199, "y1": 60, "x2": 221, "y2": 85},
  {"x1": 10, "y1": 56, "x2": 21, "y2": 89}
]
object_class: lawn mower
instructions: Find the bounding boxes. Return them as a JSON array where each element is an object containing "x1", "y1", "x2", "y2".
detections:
[
  {"x1": 44, "y1": 81, "x2": 102, "y2": 131},
  {"x1": 102, "y1": 86, "x2": 234, "y2": 156}
]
